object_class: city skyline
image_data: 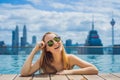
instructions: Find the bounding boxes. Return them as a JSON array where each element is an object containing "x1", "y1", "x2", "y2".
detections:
[{"x1": 0, "y1": 0, "x2": 120, "y2": 46}]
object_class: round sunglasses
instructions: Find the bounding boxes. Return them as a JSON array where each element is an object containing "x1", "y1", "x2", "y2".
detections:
[{"x1": 47, "y1": 36, "x2": 61, "y2": 47}]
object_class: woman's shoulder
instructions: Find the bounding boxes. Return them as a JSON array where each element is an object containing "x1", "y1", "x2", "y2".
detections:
[
  {"x1": 67, "y1": 54, "x2": 80, "y2": 62},
  {"x1": 67, "y1": 54, "x2": 78, "y2": 59},
  {"x1": 67, "y1": 54, "x2": 81, "y2": 68}
]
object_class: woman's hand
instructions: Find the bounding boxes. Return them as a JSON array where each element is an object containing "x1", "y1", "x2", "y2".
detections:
[
  {"x1": 56, "y1": 70, "x2": 73, "y2": 75},
  {"x1": 34, "y1": 41, "x2": 45, "y2": 52}
]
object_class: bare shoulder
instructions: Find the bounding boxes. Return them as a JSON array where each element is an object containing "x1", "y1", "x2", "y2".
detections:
[
  {"x1": 67, "y1": 54, "x2": 80, "y2": 61},
  {"x1": 67, "y1": 54, "x2": 80, "y2": 64},
  {"x1": 67, "y1": 54, "x2": 92, "y2": 68}
]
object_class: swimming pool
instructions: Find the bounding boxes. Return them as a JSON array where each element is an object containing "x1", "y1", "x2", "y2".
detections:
[{"x1": 0, "y1": 54, "x2": 120, "y2": 74}]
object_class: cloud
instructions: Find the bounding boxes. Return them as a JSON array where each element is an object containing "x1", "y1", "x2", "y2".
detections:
[
  {"x1": 0, "y1": 0, "x2": 120, "y2": 46},
  {"x1": 49, "y1": 2, "x2": 73, "y2": 10}
]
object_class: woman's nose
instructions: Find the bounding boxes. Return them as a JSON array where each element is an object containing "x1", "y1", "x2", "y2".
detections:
[
  {"x1": 53, "y1": 40, "x2": 57, "y2": 44},
  {"x1": 53, "y1": 40, "x2": 58, "y2": 45}
]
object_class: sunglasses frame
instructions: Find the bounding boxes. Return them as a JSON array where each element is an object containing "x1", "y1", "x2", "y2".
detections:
[{"x1": 47, "y1": 36, "x2": 61, "y2": 47}]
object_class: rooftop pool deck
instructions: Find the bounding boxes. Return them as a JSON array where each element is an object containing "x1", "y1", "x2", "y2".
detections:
[{"x1": 0, "y1": 73, "x2": 120, "y2": 80}]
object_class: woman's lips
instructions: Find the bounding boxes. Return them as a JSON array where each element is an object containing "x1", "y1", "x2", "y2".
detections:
[{"x1": 54, "y1": 45, "x2": 60, "y2": 49}]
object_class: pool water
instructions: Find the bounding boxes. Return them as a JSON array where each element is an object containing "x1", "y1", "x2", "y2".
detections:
[{"x1": 0, "y1": 54, "x2": 120, "y2": 74}]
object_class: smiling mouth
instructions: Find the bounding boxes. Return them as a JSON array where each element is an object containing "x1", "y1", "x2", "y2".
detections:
[{"x1": 54, "y1": 45, "x2": 60, "y2": 49}]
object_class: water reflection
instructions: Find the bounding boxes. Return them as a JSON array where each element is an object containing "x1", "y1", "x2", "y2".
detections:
[
  {"x1": 77, "y1": 55, "x2": 120, "y2": 73},
  {"x1": 0, "y1": 55, "x2": 120, "y2": 74},
  {"x1": 111, "y1": 55, "x2": 115, "y2": 64},
  {"x1": 87, "y1": 55, "x2": 96, "y2": 59}
]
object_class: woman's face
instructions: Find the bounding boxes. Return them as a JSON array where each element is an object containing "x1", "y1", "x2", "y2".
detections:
[{"x1": 44, "y1": 33, "x2": 62, "y2": 54}]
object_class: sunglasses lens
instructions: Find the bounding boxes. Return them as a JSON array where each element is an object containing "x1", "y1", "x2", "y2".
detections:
[
  {"x1": 54, "y1": 37, "x2": 60, "y2": 42},
  {"x1": 47, "y1": 40, "x2": 54, "y2": 47},
  {"x1": 47, "y1": 37, "x2": 61, "y2": 47}
]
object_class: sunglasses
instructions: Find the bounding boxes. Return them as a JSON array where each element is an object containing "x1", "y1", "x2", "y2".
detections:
[{"x1": 47, "y1": 36, "x2": 61, "y2": 47}]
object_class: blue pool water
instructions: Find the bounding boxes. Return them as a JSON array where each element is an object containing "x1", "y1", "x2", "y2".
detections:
[{"x1": 0, "y1": 54, "x2": 120, "y2": 74}]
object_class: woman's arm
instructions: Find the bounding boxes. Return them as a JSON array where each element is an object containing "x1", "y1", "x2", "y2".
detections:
[
  {"x1": 57, "y1": 54, "x2": 98, "y2": 75},
  {"x1": 20, "y1": 41, "x2": 44, "y2": 76}
]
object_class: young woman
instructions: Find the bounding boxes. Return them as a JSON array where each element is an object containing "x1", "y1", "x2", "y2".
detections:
[{"x1": 21, "y1": 32, "x2": 98, "y2": 76}]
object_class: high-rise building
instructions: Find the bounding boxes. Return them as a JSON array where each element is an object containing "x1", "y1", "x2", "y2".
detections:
[
  {"x1": 65, "y1": 39, "x2": 72, "y2": 46},
  {"x1": 23, "y1": 25, "x2": 27, "y2": 45},
  {"x1": 21, "y1": 25, "x2": 27, "y2": 47},
  {"x1": 12, "y1": 31, "x2": 15, "y2": 47},
  {"x1": 20, "y1": 37, "x2": 24, "y2": 47},
  {"x1": 0, "y1": 41, "x2": 5, "y2": 46},
  {"x1": 65, "y1": 39, "x2": 72, "y2": 53},
  {"x1": 15, "y1": 25, "x2": 19, "y2": 47},
  {"x1": 84, "y1": 16, "x2": 103, "y2": 54},
  {"x1": 12, "y1": 25, "x2": 19, "y2": 54},
  {"x1": 32, "y1": 35, "x2": 37, "y2": 45},
  {"x1": 0, "y1": 41, "x2": 7, "y2": 54}
]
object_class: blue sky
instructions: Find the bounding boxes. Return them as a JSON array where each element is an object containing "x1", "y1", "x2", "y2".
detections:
[{"x1": 0, "y1": 0, "x2": 120, "y2": 46}]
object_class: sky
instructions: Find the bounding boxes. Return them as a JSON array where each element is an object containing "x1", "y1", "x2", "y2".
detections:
[{"x1": 0, "y1": 0, "x2": 120, "y2": 46}]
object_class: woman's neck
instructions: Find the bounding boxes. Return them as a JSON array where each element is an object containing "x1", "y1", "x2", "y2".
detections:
[{"x1": 52, "y1": 51, "x2": 62, "y2": 63}]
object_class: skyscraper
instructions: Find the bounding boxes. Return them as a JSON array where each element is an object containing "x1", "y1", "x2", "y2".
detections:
[
  {"x1": 12, "y1": 25, "x2": 19, "y2": 54},
  {"x1": 32, "y1": 35, "x2": 37, "y2": 45},
  {"x1": 85, "y1": 17, "x2": 103, "y2": 46},
  {"x1": 21, "y1": 25, "x2": 27, "y2": 47},
  {"x1": 65, "y1": 39, "x2": 72, "y2": 53},
  {"x1": 23, "y1": 25, "x2": 27, "y2": 45},
  {"x1": 15, "y1": 25, "x2": 19, "y2": 47},
  {"x1": 0, "y1": 41, "x2": 8, "y2": 54},
  {"x1": 12, "y1": 30, "x2": 15, "y2": 47},
  {"x1": 66, "y1": 39, "x2": 72, "y2": 46},
  {"x1": 84, "y1": 16, "x2": 103, "y2": 54}
]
